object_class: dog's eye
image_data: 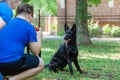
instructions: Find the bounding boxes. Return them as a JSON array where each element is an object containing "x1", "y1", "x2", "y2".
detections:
[
  {"x1": 67, "y1": 31, "x2": 71, "y2": 34},
  {"x1": 68, "y1": 32, "x2": 70, "y2": 34}
]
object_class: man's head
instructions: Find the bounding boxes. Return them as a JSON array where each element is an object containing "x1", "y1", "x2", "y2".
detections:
[
  {"x1": 7, "y1": 0, "x2": 22, "y2": 9},
  {"x1": 16, "y1": 4, "x2": 33, "y2": 22}
]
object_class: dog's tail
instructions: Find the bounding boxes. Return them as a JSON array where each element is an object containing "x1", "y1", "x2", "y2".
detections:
[{"x1": 44, "y1": 64, "x2": 49, "y2": 69}]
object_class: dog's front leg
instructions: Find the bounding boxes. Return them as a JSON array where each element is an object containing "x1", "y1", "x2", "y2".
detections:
[
  {"x1": 65, "y1": 44, "x2": 74, "y2": 75},
  {"x1": 67, "y1": 59, "x2": 73, "y2": 75},
  {"x1": 66, "y1": 51, "x2": 74, "y2": 75},
  {"x1": 73, "y1": 59, "x2": 83, "y2": 74}
]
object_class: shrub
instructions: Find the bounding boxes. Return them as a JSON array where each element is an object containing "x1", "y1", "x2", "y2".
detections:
[
  {"x1": 102, "y1": 24, "x2": 111, "y2": 36},
  {"x1": 88, "y1": 21, "x2": 102, "y2": 36},
  {"x1": 57, "y1": 30, "x2": 65, "y2": 36},
  {"x1": 51, "y1": 24, "x2": 57, "y2": 31},
  {"x1": 111, "y1": 25, "x2": 120, "y2": 37}
]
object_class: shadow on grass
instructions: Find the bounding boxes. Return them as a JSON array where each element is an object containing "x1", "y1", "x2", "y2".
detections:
[{"x1": 27, "y1": 39, "x2": 120, "y2": 80}]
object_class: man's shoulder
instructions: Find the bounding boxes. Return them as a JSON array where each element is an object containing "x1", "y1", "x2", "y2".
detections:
[
  {"x1": 0, "y1": 1, "x2": 7, "y2": 7},
  {"x1": 0, "y1": 2, "x2": 13, "y2": 24}
]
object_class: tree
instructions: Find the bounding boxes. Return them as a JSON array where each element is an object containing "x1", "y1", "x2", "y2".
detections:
[
  {"x1": 76, "y1": 0, "x2": 101, "y2": 45},
  {"x1": 22, "y1": 0, "x2": 30, "y2": 3},
  {"x1": 76, "y1": 0, "x2": 91, "y2": 45},
  {"x1": 26, "y1": 0, "x2": 57, "y2": 16}
]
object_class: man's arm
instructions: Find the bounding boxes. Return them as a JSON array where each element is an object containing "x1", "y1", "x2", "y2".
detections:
[
  {"x1": 29, "y1": 30, "x2": 42, "y2": 56},
  {"x1": 0, "y1": 17, "x2": 6, "y2": 29}
]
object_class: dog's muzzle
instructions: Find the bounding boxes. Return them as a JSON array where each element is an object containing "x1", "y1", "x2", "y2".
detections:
[{"x1": 64, "y1": 39, "x2": 71, "y2": 44}]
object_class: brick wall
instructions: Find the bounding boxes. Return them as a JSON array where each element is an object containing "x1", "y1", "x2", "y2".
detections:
[
  {"x1": 58, "y1": 0, "x2": 120, "y2": 27},
  {"x1": 58, "y1": 0, "x2": 76, "y2": 32},
  {"x1": 88, "y1": 0, "x2": 120, "y2": 26},
  {"x1": 58, "y1": 0, "x2": 75, "y2": 23},
  {"x1": 33, "y1": 17, "x2": 58, "y2": 32}
]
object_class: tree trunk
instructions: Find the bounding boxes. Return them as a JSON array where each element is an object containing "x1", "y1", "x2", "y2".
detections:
[{"x1": 76, "y1": 0, "x2": 92, "y2": 45}]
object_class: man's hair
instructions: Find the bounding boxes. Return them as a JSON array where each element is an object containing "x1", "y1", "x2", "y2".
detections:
[{"x1": 16, "y1": 4, "x2": 33, "y2": 17}]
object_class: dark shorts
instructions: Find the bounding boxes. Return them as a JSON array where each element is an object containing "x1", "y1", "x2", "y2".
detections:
[{"x1": 0, "y1": 54, "x2": 39, "y2": 76}]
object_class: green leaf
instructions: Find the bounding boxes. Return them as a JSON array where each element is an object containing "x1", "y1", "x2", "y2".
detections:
[{"x1": 22, "y1": 0, "x2": 30, "y2": 3}]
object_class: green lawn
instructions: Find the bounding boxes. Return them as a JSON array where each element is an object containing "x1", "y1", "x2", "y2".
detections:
[{"x1": 28, "y1": 39, "x2": 120, "y2": 80}]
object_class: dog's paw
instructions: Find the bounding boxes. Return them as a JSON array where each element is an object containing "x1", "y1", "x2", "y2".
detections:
[{"x1": 80, "y1": 71, "x2": 88, "y2": 74}]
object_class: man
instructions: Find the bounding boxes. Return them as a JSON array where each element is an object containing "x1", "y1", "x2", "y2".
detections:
[
  {"x1": 0, "y1": 4, "x2": 44, "y2": 80},
  {"x1": 0, "y1": 0, "x2": 20, "y2": 79},
  {"x1": 0, "y1": 0, "x2": 20, "y2": 29}
]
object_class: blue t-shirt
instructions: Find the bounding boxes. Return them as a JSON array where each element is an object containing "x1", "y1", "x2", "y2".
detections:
[
  {"x1": 0, "y1": 18, "x2": 37, "y2": 63},
  {"x1": 0, "y1": 2, "x2": 13, "y2": 24},
  {"x1": 0, "y1": 73, "x2": 3, "y2": 80},
  {"x1": 0, "y1": 73, "x2": 2, "y2": 80}
]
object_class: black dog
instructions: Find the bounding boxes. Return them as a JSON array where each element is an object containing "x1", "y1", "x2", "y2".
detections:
[{"x1": 46, "y1": 24, "x2": 84, "y2": 75}]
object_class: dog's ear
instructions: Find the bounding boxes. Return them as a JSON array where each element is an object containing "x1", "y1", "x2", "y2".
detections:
[
  {"x1": 64, "y1": 23, "x2": 69, "y2": 33},
  {"x1": 71, "y1": 24, "x2": 76, "y2": 33}
]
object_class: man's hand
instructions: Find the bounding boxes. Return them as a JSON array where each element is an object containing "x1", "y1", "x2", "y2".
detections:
[{"x1": 35, "y1": 27, "x2": 39, "y2": 31}]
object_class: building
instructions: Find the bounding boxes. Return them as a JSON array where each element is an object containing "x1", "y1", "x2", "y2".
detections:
[{"x1": 58, "y1": 0, "x2": 120, "y2": 28}]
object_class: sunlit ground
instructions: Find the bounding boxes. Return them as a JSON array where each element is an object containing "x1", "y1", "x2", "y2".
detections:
[
  {"x1": 80, "y1": 53, "x2": 120, "y2": 60},
  {"x1": 27, "y1": 39, "x2": 120, "y2": 80}
]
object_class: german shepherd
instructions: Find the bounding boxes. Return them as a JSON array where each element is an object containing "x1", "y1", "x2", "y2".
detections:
[{"x1": 46, "y1": 24, "x2": 84, "y2": 75}]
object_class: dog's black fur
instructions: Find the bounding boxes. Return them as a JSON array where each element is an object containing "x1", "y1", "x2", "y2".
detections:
[{"x1": 46, "y1": 24, "x2": 84, "y2": 75}]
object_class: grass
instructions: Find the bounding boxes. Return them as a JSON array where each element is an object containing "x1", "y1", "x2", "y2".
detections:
[{"x1": 28, "y1": 39, "x2": 120, "y2": 80}]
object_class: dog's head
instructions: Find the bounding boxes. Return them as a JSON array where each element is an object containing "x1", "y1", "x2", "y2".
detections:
[{"x1": 64, "y1": 24, "x2": 76, "y2": 42}]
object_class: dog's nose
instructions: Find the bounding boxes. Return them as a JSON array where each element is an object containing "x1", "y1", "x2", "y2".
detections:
[
  {"x1": 64, "y1": 37, "x2": 66, "y2": 39},
  {"x1": 64, "y1": 37, "x2": 67, "y2": 40}
]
